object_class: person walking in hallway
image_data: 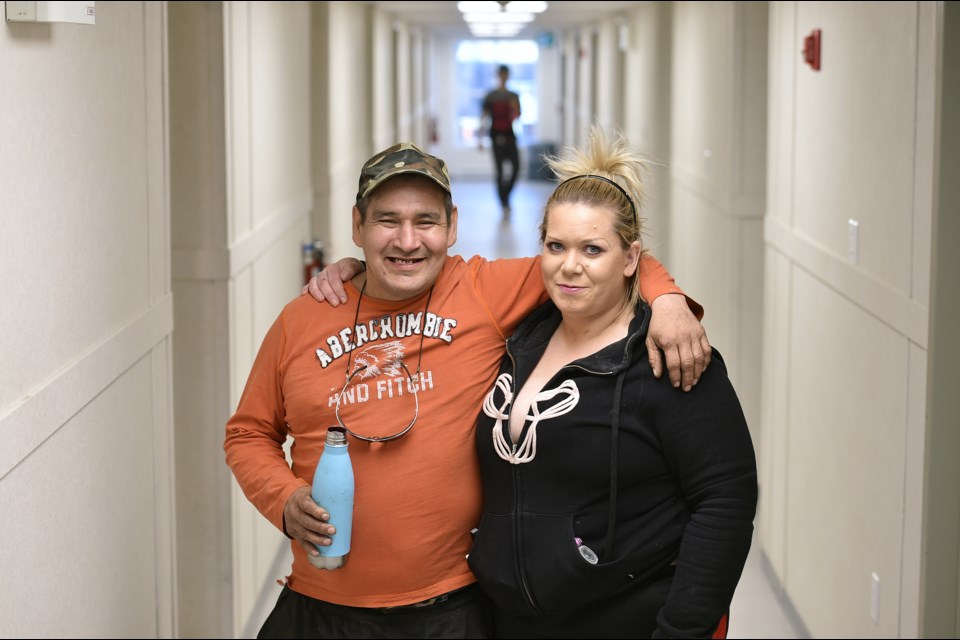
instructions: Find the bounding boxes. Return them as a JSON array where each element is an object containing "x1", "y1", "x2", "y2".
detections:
[{"x1": 480, "y1": 64, "x2": 521, "y2": 220}]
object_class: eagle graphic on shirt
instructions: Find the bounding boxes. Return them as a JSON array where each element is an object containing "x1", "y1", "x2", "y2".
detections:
[{"x1": 352, "y1": 341, "x2": 405, "y2": 379}]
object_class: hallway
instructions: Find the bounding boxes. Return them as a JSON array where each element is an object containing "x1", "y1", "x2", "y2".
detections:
[
  {"x1": 449, "y1": 177, "x2": 552, "y2": 260},
  {"x1": 2, "y1": 2, "x2": 957, "y2": 638}
]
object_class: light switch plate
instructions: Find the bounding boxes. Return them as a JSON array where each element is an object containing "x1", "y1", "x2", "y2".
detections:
[{"x1": 848, "y1": 219, "x2": 859, "y2": 264}]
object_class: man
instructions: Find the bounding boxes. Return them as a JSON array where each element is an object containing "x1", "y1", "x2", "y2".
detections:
[
  {"x1": 225, "y1": 142, "x2": 710, "y2": 638},
  {"x1": 480, "y1": 64, "x2": 521, "y2": 219}
]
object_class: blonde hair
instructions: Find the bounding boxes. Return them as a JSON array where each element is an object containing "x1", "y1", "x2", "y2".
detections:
[{"x1": 541, "y1": 125, "x2": 649, "y2": 308}]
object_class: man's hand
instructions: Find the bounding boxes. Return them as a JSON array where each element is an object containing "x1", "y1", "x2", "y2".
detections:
[
  {"x1": 283, "y1": 486, "x2": 337, "y2": 557},
  {"x1": 301, "y1": 257, "x2": 365, "y2": 307},
  {"x1": 646, "y1": 293, "x2": 712, "y2": 392}
]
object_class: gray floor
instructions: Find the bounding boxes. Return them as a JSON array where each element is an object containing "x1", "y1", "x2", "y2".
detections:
[
  {"x1": 451, "y1": 175, "x2": 805, "y2": 639},
  {"x1": 450, "y1": 176, "x2": 552, "y2": 261}
]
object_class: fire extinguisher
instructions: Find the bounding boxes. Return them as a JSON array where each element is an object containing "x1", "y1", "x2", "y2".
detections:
[{"x1": 303, "y1": 239, "x2": 326, "y2": 286}]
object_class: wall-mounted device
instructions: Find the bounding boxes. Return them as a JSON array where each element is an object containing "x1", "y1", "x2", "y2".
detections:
[{"x1": 6, "y1": 1, "x2": 95, "y2": 25}]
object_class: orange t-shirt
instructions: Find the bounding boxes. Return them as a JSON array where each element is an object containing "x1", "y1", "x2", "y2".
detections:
[{"x1": 224, "y1": 253, "x2": 692, "y2": 607}]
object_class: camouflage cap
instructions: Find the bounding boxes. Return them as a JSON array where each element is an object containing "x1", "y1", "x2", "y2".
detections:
[{"x1": 357, "y1": 142, "x2": 451, "y2": 202}]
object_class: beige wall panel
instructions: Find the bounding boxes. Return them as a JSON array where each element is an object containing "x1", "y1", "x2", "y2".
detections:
[
  {"x1": 899, "y1": 341, "x2": 927, "y2": 636},
  {"x1": 667, "y1": 190, "x2": 762, "y2": 430},
  {"x1": 310, "y1": 2, "x2": 332, "y2": 245},
  {"x1": 0, "y1": 8, "x2": 151, "y2": 411},
  {"x1": 786, "y1": 268, "x2": 907, "y2": 637},
  {"x1": 766, "y1": 2, "x2": 796, "y2": 228},
  {"x1": 536, "y1": 33, "x2": 560, "y2": 146},
  {"x1": 144, "y1": 1, "x2": 170, "y2": 309},
  {"x1": 150, "y1": 339, "x2": 177, "y2": 638},
  {"x1": 229, "y1": 220, "x2": 306, "y2": 633},
  {"x1": 623, "y1": 2, "x2": 672, "y2": 257},
  {"x1": 757, "y1": 247, "x2": 791, "y2": 581},
  {"x1": 324, "y1": 2, "x2": 373, "y2": 262},
  {"x1": 395, "y1": 23, "x2": 413, "y2": 142},
  {"x1": 229, "y1": 266, "x2": 258, "y2": 632},
  {"x1": 0, "y1": 361, "x2": 159, "y2": 636},
  {"x1": 410, "y1": 30, "x2": 426, "y2": 146},
  {"x1": 735, "y1": 2, "x2": 768, "y2": 208},
  {"x1": 174, "y1": 281, "x2": 231, "y2": 637},
  {"x1": 0, "y1": 4, "x2": 175, "y2": 633},
  {"x1": 250, "y1": 1, "x2": 312, "y2": 229},
  {"x1": 562, "y1": 32, "x2": 577, "y2": 146},
  {"x1": 671, "y1": 1, "x2": 733, "y2": 196},
  {"x1": 233, "y1": 486, "x2": 261, "y2": 634},
  {"x1": 793, "y1": 2, "x2": 917, "y2": 295},
  {"x1": 231, "y1": 267, "x2": 255, "y2": 404},
  {"x1": 733, "y1": 218, "x2": 764, "y2": 435},
  {"x1": 327, "y1": 1, "x2": 372, "y2": 160},
  {"x1": 594, "y1": 18, "x2": 620, "y2": 130},
  {"x1": 169, "y1": 1, "x2": 227, "y2": 251},
  {"x1": 372, "y1": 12, "x2": 397, "y2": 152},
  {"x1": 251, "y1": 223, "x2": 311, "y2": 348},
  {"x1": 910, "y1": 1, "x2": 938, "y2": 309},
  {"x1": 226, "y1": 1, "x2": 253, "y2": 241},
  {"x1": 667, "y1": 188, "x2": 735, "y2": 358}
]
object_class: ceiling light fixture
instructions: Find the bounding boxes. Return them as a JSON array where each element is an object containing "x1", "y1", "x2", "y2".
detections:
[
  {"x1": 459, "y1": 1, "x2": 547, "y2": 38},
  {"x1": 457, "y1": 1, "x2": 548, "y2": 13}
]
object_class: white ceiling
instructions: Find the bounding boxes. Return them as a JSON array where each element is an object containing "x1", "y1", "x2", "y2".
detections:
[{"x1": 367, "y1": 1, "x2": 643, "y2": 39}]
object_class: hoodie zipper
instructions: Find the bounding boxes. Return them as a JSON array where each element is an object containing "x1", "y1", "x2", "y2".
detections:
[
  {"x1": 501, "y1": 307, "x2": 646, "y2": 613},
  {"x1": 504, "y1": 351, "x2": 620, "y2": 613},
  {"x1": 504, "y1": 348, "x2": 541, "y2": 612}
]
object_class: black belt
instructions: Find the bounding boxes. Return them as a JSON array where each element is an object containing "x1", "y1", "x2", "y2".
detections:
[{"x1": 375, "y1": 585, "x2": 474, "y2": 614}]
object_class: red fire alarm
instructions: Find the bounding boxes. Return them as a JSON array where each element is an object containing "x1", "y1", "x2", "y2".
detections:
[{"x1": 803, "y1": 29, "x2": 821, "y2": 71}]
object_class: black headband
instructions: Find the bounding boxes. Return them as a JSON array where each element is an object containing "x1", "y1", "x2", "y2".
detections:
[{"x1": 555, "y1": 174, "x2": 637, "y2": 221}]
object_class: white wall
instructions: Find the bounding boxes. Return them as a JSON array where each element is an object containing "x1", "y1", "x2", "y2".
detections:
[
  {"x1": 169, "y1": 1, "x2": 312, "y2": 636},
  {"x1": 316, "y1": 1, "x2": 375, "y2": 263},
  {"x1": 761, "y1": 2, "x2": 939, "y2": 636},
  {"x1": 621, "y1": 1, "x2": 673, "y2": 262},
  {"x1": 594, "y1": 17, "x2": 623, "y2": 130},
  {"x1": 668, "y1": 0, "x2": 767, "y2": 439},
  {"x1": 312, "y1": 2, "x2": 432, "y2": 265},
  {"x1": 0, "y1": 2, "x2": 176, "y2": 636}
]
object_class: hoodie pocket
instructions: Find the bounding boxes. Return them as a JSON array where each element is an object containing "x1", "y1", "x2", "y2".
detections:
[{"x1": 469, "y1": 512, "x2": 636, "y2": 616}]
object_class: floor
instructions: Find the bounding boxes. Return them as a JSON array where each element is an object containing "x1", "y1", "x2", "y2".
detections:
[{"x1": 450, "y1": 175, "x2": 806, "y2": 639}]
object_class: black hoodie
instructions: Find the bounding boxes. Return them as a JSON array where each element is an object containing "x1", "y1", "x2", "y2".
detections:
[{"x1": 468, "y1": 300, "x2": 758, "y2": 638}]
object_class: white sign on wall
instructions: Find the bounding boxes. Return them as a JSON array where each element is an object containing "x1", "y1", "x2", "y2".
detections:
[{"x1": 6, "y1": 1, "x2": 95, "y2": 25}]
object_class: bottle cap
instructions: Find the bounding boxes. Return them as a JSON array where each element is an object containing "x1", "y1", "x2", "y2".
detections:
[{"x1": 325, "y1": 426, "x2": 347, "y2": 446}]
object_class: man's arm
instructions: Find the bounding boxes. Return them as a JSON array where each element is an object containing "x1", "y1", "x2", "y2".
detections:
[
  {"x1": 224, "y1": 312, "x2": 338, "y2": 555},
  {"x1": 637, "y1": 254, "x2": 711, "y2": 391},
  {"x1": 648, "y1": 294, "x2": 711, "y2": 391},
  {"x1": 304, "y1": 255, "x2": 712, "y2": 391},
  {"x1": 301, "y1": 257, "x2": 363, "y2": 305}
]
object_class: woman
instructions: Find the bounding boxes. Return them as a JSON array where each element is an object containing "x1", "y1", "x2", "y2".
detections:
[{"x1": 467, "y1": 126, "x2": 758, "y2": 639}]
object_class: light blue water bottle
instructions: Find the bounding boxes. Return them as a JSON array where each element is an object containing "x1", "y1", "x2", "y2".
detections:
[{"x1": 308, "y1": 426, "x2": 354, "y2": 570}]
